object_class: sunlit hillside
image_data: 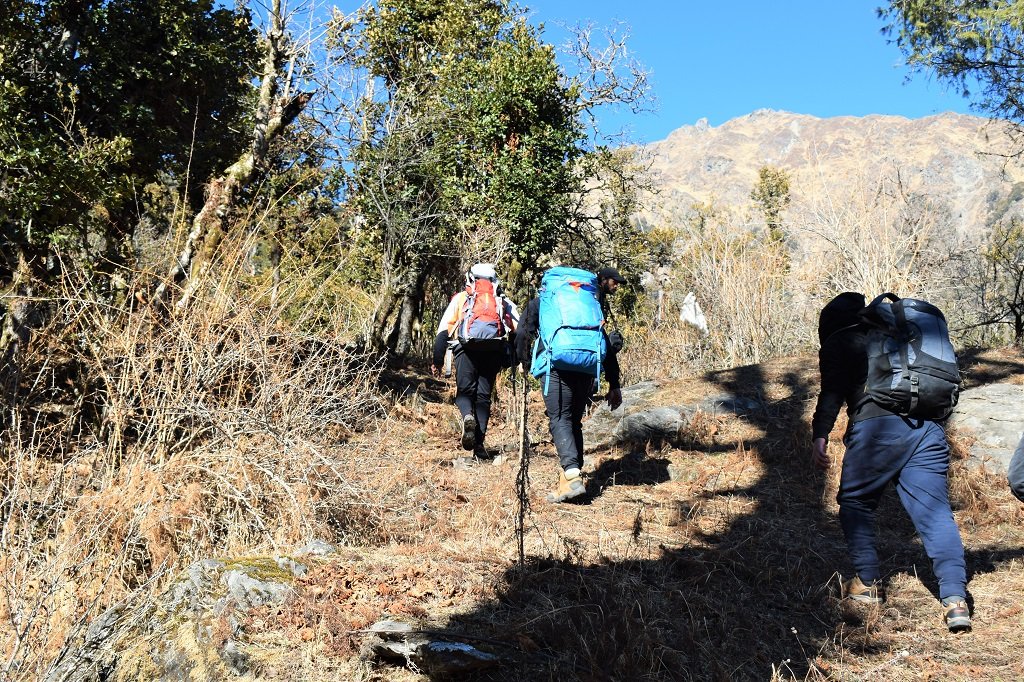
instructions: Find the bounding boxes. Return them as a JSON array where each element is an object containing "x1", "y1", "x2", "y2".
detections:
[{"x1": 643, "y1": 111, "x2": 1024, "y2": 237}]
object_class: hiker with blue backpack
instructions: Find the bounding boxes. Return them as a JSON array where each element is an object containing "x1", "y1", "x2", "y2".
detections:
[
  {"x1": 516, "y1": 266, "x2": 623, "y2": 503},
  {"x1": 432, "y1": 263, "x2": 520, "y2": 462},
  {"x1": 811, "y1": 292, "x2": 971, "y2": 632}
]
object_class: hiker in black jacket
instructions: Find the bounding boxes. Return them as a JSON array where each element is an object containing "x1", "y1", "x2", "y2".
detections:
[
  {"x1": 811, "y1": 291, "x2": 971, "y2": 632},
  {"x1": 516, "y1": 277, "x2": 623, "y2": 503}
]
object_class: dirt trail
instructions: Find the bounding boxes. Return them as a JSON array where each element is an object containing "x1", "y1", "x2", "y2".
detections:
[{"x1": 252, "y1": 351, "x2": 1024, "y2": 680}]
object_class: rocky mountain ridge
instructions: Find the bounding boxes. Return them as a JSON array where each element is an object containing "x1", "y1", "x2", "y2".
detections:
[{"x1": 643, "y1": 109, "x2": 1024, "y2": 234}]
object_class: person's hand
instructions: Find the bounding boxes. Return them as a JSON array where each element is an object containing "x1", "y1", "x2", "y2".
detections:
[
  {"x1": 518, "y1": 352, "x2": 531, "y2": 374},
  {"x1": 607, "y1": 388, "x2": 622, "y2": 411},
  {"x1": 812, "y1": 437, "x2": 830, "y2": 469},
  {"x1": 431, "y1": 364, "x2": 441, "y2": 378},
  {"x1": 608, "y1": 330, "x2": 624, "y2": 353}
]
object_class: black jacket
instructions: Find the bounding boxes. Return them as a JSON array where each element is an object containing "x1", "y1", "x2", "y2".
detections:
[
  {"x1": 811, "y1": 324, "x2": 891, "y2": 440},
  {"x1": 515, "y1": 298, "x2": 621, "y2": 390}
]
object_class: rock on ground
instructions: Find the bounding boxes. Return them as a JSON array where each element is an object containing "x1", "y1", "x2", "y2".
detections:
[{"x1": 949, "y1": 383, "x2": 1024, "y2": 473}]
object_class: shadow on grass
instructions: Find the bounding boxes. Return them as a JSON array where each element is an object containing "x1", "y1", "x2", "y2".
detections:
[
  {"x1": 414, "y1": 363, "x2": 846, "y2": 680},
  {"x1": 588, "y1": 455, "x2": 672, "y2": 492},
  {"x1": 413, "y1": 360, "x2": 1019, "y2": 680},
  {"x1": 956, "y1": 345, "x2": 1024, "y2": 388}
]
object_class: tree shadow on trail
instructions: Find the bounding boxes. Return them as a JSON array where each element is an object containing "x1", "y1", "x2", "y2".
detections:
[
  {"x1": 955, "y1": 345, "x2": 1024, "y2": 388},
  {"x1": 406, "y1": 359, "x2": 1020, "y2": 680},
  {"x1": 418, "y1": 361, "x2": 855, "y2": 680},
  {"x1": 586, "y1": 455, "x2": 672, "y2": 496}
]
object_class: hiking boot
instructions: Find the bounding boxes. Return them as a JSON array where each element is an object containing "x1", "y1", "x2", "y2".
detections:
[
  {"x1": 461, "y1": 414, "x2": 477, "y2": 451},
  {"x1": 474, "y1": 445, "x2": 493, "y2": 461},
  {"x1": 943, "y1": 598, "x2": 971, "y2": 633},
  {"x1": 842, "y1": 575, "x2": 884, "y2": 604},
  {"x1": 546, "y1": 469, "x2": 585, "y2": 503}
]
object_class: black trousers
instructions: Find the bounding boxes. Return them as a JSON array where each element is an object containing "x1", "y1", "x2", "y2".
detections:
[
  {"x1": 453, "y1": 346, "x2": 504, "y2": 447},
  {"x1": 541, "y1": 368, "x2": 593, "y2": 471}
]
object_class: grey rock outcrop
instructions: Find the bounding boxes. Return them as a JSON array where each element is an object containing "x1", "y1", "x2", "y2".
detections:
[
  {"x1": 165, "y1": 558, "x2": 225, "y2": 616},
  {"x1": 294, "y1": 539, "x2": 335, "y2": 557},
  {"x1": 583, "y1": 381, "x2": 762, "y2": 450},
  {"x1": 135, "y1": 557, "x2": 300, "y2": 680},
  {"x1": 46, "y1": 606, "x2": 123, "y2": 682},
  {"x1": 221, "y1": 568, "x2": 294, "y2": 610},
  {"x1": 364, "y1": 620, "x2": 498, "y2": 675},
  {"x1": 50, "y1": 541, "x2": 335, "y2": 682},
  {"x1": 949, "y1": 383, "x2": 1024, "y2": 473}
]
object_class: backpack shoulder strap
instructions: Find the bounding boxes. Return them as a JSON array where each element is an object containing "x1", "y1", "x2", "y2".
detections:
[{"x1": 860, "y1": 292, "x2": 900, "y2": 328}]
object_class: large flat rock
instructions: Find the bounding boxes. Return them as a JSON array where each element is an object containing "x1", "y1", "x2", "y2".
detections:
[
  {"x1": 583, "y1": 381, "x2": 762, "y2": 450},
  {"x1": 949, "y1": 383, "x2": 1024, "y2": 473}
]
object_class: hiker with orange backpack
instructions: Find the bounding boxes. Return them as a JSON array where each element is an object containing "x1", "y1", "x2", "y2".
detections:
[
  {"x1": 516, "y1": 266, "x2": 623, "y2": 503},
  {"x1": 432, "y1": 263, "x2": 520, "y2": 462}
]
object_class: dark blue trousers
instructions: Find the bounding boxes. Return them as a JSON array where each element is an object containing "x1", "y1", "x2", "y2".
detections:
[
  {"x1": 838, "y1": 415, "x2": 967, "y2": 600},
  {"x1": 541, "y1": 368, "x2": 593, "y2": 472}
]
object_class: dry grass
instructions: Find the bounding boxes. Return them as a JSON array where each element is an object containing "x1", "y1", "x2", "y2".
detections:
[
  {"x1": 3, "y1": 224, "x2": 1023, "y2": 680},
  {"x1": 121, "y1": 347, "x2": 1022, "y2": 681},
  {"x1": 674, "y1": 217, "x2": 812, "y2": 370},
  {"x1": 0, "y1": 266, "x2": 390, "y2": 680}
]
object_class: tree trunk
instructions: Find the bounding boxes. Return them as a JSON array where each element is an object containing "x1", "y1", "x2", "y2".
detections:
[
  {"x1": 0, "y1": 251, "x2": 35, "y2": 408},
  {"x1": 152, "y1": 0, "x2": 310, "y2": 309},
  {"x1": 369, "y1": 289, "x2": 402, "y2": 352},
  {"x1": 390, "y1": 292, "x2": 418, "y2": 357},
  {"x1": 269, "y1": 239, "x2": 283, "y2": 309},
  {"x1": 52, "y1": 0, "x2": 97, "y2": 81},
  {"x1": 388, "y1": 266, "x2": 430, "y2": 358}
]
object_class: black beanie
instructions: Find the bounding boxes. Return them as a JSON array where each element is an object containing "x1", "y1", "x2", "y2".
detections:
[{"x1": 818, "y1": 292, "x2": 866, "y2": 344}]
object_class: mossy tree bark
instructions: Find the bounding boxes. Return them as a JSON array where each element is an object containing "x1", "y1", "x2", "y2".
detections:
[{"x1": 154, "y1": 0, "x2": 310, "y2": 309}]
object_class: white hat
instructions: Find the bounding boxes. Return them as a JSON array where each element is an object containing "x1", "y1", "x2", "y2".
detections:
[{"x1": 469, "y1": 263, "x2": 497, "y2": 280}]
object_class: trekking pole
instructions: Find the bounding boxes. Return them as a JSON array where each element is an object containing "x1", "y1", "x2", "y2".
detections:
[
  {"x1": 515, "y1": 364, "x2": 530, "y2": 567},
  {"x1": 506, "y1": 348, "x2": 517, "y2": 426}
]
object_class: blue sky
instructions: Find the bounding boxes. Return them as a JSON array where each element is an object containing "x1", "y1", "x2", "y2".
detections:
[{"x1": 522, "y1": 1, "x2": 977, "y2": 143}]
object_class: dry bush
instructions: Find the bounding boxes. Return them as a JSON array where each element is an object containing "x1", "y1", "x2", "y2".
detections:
[
  {"x1": 689, "y1": 234, "x2": 806, "y2": 366},
  {"x1": 617, "y1": 316, "x2": 713, "y2": 383},
  {"x1": 0, "y1": 256, "x2": 390, "y2": 679},
  {"x1": 632, "y1": 205, "x2": 811, "y2": 374},
  {"x1": 792, "y1": 162, "x2": 958, "y2": 301},
  {"x1": 625, "y1": 163, "x2": 970, "y2": 379}
]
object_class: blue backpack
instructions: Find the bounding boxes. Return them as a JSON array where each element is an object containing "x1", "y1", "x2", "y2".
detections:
[{"x1": 531, "y1": 267, "x2": 607, "y2": 393}]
